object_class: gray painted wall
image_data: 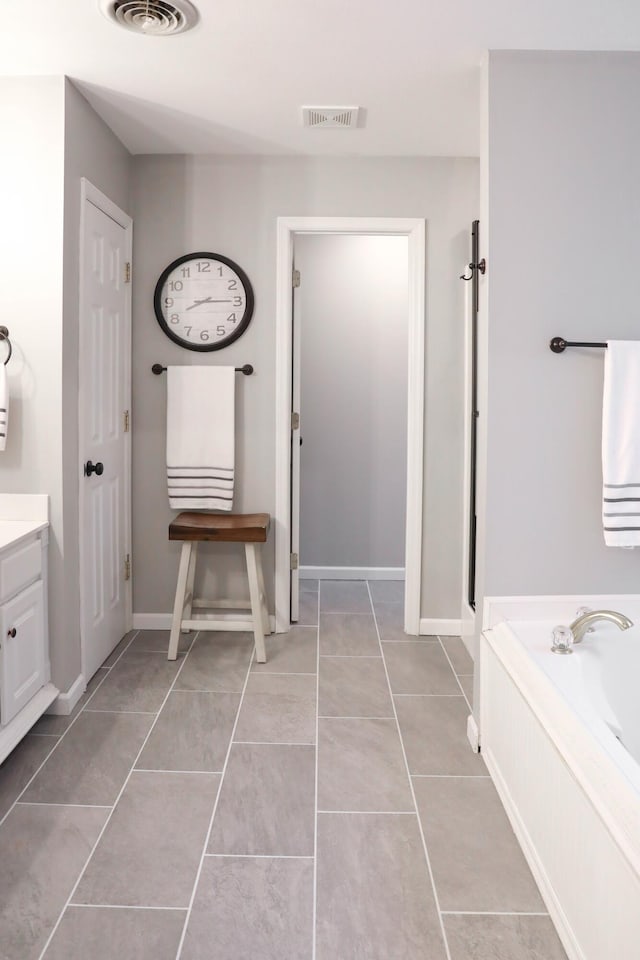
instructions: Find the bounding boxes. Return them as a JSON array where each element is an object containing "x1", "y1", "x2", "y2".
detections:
[
  {"x1": 0, "y1": 77, "x2": 67, "y2": 685},
  {"x1": 0, "y1": 76, "x2": 131, "y2": 692},
  {"x1": 477, "y1": 52, "x2": 640, "y2": 620},
  {"x1": 130, "y1": 156, "x2": 478, "y2": 620},
  {"x1": 296, "y1": 234, "x2": 408, "y2": 569}
]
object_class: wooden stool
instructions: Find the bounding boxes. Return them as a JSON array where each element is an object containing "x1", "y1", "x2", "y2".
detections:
[{"x1": 167, "y1": 512, "x2": 271, "y2": 662}]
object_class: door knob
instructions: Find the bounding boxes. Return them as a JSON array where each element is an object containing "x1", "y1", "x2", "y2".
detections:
[
  {"x1": 7, "y1": 628, "x2": 16, "y2": 638},
  {"x1": 84, "y1": 460, "x2": 104, "y2": 477}
]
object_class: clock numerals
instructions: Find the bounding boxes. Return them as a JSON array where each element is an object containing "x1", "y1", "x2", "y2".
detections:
[{"x1": 154, "y1": 253, "x2": 254, "y2": 352}]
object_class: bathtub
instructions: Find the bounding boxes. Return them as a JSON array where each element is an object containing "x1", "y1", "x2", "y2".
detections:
[{"x1": 480, "y1": 610, "x2": 640, "y2": 960}]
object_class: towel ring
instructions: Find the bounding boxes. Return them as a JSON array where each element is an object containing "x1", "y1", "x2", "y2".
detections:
[{"x1": 0, "y1": 327, "x2": 12, "y2": 366}]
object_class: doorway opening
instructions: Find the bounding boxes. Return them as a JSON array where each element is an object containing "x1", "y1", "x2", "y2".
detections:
[{"x1": 275, "y1": 217, "x2": 426, "y2": 635}]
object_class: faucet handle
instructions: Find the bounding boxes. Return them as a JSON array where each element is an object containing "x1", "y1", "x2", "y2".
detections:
[
  {"x1": 551, "y1": 624, "x2": 574, "y2": 655},
  {"x1": 575, "y1": 606, "x2": 594, "y2": 633}
]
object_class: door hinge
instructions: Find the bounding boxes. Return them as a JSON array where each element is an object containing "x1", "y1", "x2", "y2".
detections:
[
  {"x1": 124, "y1": 410, "x2": 130, "y2": 433},
  {"x1": 290, "y1": 552, "x2": 299, "y2": 570},
  {"x1": 124, "y1": 554, "x2": 131, "y2": 581},
  {"x1": 292, "y1": 268, "x2": 301, "y2": 288},
  {"x1": 291, "y1": 411, "x2": 300, "y2": 431},
  {"x1": 125, "y1": 262, "x2": 131, "y2": 283}
]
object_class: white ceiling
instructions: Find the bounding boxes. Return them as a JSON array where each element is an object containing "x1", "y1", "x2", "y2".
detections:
[{"x1": 3, "y1": 0, "x2": 640, "y2": 156}]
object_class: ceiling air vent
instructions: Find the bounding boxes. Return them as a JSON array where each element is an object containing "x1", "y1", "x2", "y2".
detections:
[
  {"x1": 301, "y1": 106, "x2": 361, "y2": 129},
  {"x1": 100, "y1": 0, "x2": 198, "y2": 36}
]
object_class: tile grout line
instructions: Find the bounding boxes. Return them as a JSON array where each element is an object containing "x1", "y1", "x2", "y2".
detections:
[
  {"x1": 411, "y1": 774, "x2": 491, "y2": 780},
  {"x1": 173, "y1": 640, "x2": 258, "y2": 960},
  {"x1": 437, "y1": 635, "x2": 473, "y2": 714},
  {"x1": 205, "y1": 853, "x2": 315, "y2": 860},
  {"x1": 311, "y1": 582, "x2": 321, "y2": 960},
  {"x1": 0, "y1": 630, "x2": 141, "y2": 832},
  {"x1": 16, "y1": 802, "x2": 113, "y2": 809},
  {"x1": 317, "y1": 809, "x2": 417, "y2": 815},
  {"x1": 35, "y1": 630, "x2": 197, "y2": 960},
  {"x1": 68, "y1": 902, "x2": 188, "y2": 912},
  {"x1": 134, "y1": 768, "x2": 224, "y2": 775},
  {"x1": 318, "y1": 654, "x2": 382, "y2": 659},
  {"x1": 251, "y1": 671, "x2": 316, "y2": 676},
  {"x1": 233, "y1": 740, "x2": 315, "y2": 746},
  {"x1": 83, "y1": 709, "x2": 159, "y2": 715},
  {"x1": 393, "y1": 693, "x2": 465, "y2": 698},
  {"x1": 440, "y1": 910, "x2": 551, "y2": 917},
  {"x1": 318, "y1": 716, "x2": 394, "y2": 721},
  {"x1": 367, "y1": 581, "x2": 454, "y2": 960}
]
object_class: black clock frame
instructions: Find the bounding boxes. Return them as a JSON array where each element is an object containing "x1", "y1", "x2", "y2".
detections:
[{"x1": 153, "y1": 251, "x2": 254, "y2": 352}]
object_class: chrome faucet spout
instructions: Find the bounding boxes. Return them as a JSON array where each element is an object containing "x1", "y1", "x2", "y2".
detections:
[{"x1": 568, "y1": 609, "x2": 633, "y2": 644}]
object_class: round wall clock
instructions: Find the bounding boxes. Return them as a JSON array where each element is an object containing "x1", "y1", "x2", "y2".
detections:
[{"x1": 154, "y1": 252, "x2": 254, "y2": 351}]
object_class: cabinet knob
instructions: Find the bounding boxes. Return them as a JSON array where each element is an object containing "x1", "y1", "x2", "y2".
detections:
[{"x1": 7, "y1": 627, "x2": 16, "y2": 638}]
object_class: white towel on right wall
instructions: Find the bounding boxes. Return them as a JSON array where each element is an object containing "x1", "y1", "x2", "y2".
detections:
[{"x1": 602, "y1": 340, "x2": 640, "y2": 547}]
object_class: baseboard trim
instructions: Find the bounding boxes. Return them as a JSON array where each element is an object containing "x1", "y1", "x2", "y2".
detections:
[
  {"x1": 467, "y1": 712, "x2": 480, "y2": 752},
  {"x1": 419, "y1": 618, "x2": 462, "y2": 637},
  {"x1": 133, "y1": 613, "x2": 277, "y2": 632},
  {"x1": 300, "y1": 566, "x2": 405, "y2": 581},
  {"x1": 133, "y1": 613, "x2": 172, "y2": 630},
  {"x1": 47, "y1": 674, "x2": 86, "y2": 716}
]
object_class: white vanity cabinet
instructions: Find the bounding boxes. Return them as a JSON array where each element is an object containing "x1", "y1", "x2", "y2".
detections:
[
  {"x1": 0, "y1": 536, "x2": 47, "y2": 726},
  {"x1": 0, "y1": 496, "x2": 57, "y2": 765}
]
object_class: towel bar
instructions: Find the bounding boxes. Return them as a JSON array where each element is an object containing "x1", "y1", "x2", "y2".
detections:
[
  {"x1": 550, "y1": 337, "x2": 607, "y2": 353},
  {"x1": 152, "y1": 363, "x2": 253, "y2": 375}
]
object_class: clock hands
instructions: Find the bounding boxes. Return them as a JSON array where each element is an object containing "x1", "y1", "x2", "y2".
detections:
[{"x1": 186, "y1": 297, "x2": 233, "y2": 311}]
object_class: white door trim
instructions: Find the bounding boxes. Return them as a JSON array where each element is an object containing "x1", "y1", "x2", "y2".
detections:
[
  {"x1": 78, "y1": 178, "x2": 133, "y2": 679},
  {"x1": 274, "y1": 216, "x2": 426, "y2": 634}
]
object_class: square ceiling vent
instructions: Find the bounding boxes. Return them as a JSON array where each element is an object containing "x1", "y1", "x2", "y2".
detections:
[{"x1": 301, "y1": 106, "x2": 361, "y2": 129}]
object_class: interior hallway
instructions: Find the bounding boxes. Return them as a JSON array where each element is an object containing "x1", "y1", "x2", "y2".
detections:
[{"x1": 0, "y1": 580, "x2": 567, "y2": 959}]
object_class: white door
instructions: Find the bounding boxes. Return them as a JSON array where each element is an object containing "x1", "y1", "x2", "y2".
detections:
[
  {"x1": 290, "y1": 264, "x2": 302, "y2": 621},
  {"x1": 79, "y1": 186, "x2": 132, "y2": 680}
]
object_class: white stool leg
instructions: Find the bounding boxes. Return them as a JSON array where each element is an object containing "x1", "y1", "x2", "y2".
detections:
[
  {"x1": 255, "y1": 544, "x2": 271, "y2": 636},
  {"x1": 168, "y1": 542, "x2": 192, "y2": 660},
  {"x1": 184, "y1": 542, "x2": 198, "y2": 624},
  {"x1": 245, "y1": 542, "x2": 267, "y2": 663}
]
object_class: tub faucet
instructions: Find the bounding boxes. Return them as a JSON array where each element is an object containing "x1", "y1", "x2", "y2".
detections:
[{"x1": 568, "y1": 609, "x2": 633, "y2": 644}]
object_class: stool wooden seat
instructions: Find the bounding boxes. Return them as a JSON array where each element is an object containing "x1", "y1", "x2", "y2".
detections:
[{"x1": 167, "y1": 512, "x2": 271, "y2": 662}]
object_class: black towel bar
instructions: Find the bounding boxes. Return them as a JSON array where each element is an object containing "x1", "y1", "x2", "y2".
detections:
[
  {"x1": 550, "y1": 337, "x2": 607, "y2": 354},
  {"x1": 152, "y1": 363, "x2": 254, "y2": 375}
]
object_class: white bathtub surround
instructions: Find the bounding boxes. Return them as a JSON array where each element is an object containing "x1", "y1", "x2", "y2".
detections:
[
  {"x1": 480, "y1": 605, "x2": 640, "y2": 960},
  {"x1": 482, "y1": 593, "x2": 640, "y2": 632},
  {"x1": 602, "y1": 341, "x2": 640, "y2": 547}
]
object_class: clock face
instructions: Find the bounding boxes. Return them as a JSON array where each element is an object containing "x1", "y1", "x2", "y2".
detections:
[{"x1": 154, "y1": 252, "x2": 254, "y2": 351}]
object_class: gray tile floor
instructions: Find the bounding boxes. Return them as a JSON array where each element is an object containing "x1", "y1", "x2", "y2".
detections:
[{"x1": 0, "y1": 580, "x2": 568, "y2": 960}]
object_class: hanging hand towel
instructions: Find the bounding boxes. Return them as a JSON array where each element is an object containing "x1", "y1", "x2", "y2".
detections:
[
  {"x1": 0, "y1": 365, "x2": 9, "y2": 452},
  {"x1": 602, "y1": 340, "x2": 640, "y2": 547},
  {"x1": 166, "y1": 365, "x2": 235, "y2": 511}
]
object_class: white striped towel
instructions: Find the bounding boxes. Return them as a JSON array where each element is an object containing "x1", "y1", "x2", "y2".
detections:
[
  {"x1": 0, "y1": 364, "x2": 9, "y2": 452},
  {"x1": 166, "y1": 365, "x2": 235, "y2": 511},
  {"x1": 602, "y1": 340, "x2": 640, "y2": 547}
]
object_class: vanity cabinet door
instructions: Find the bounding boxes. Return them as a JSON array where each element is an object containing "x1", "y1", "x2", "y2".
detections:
[{"x1": 1, "y1": 580, "x2": 46, "y2": 726}]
